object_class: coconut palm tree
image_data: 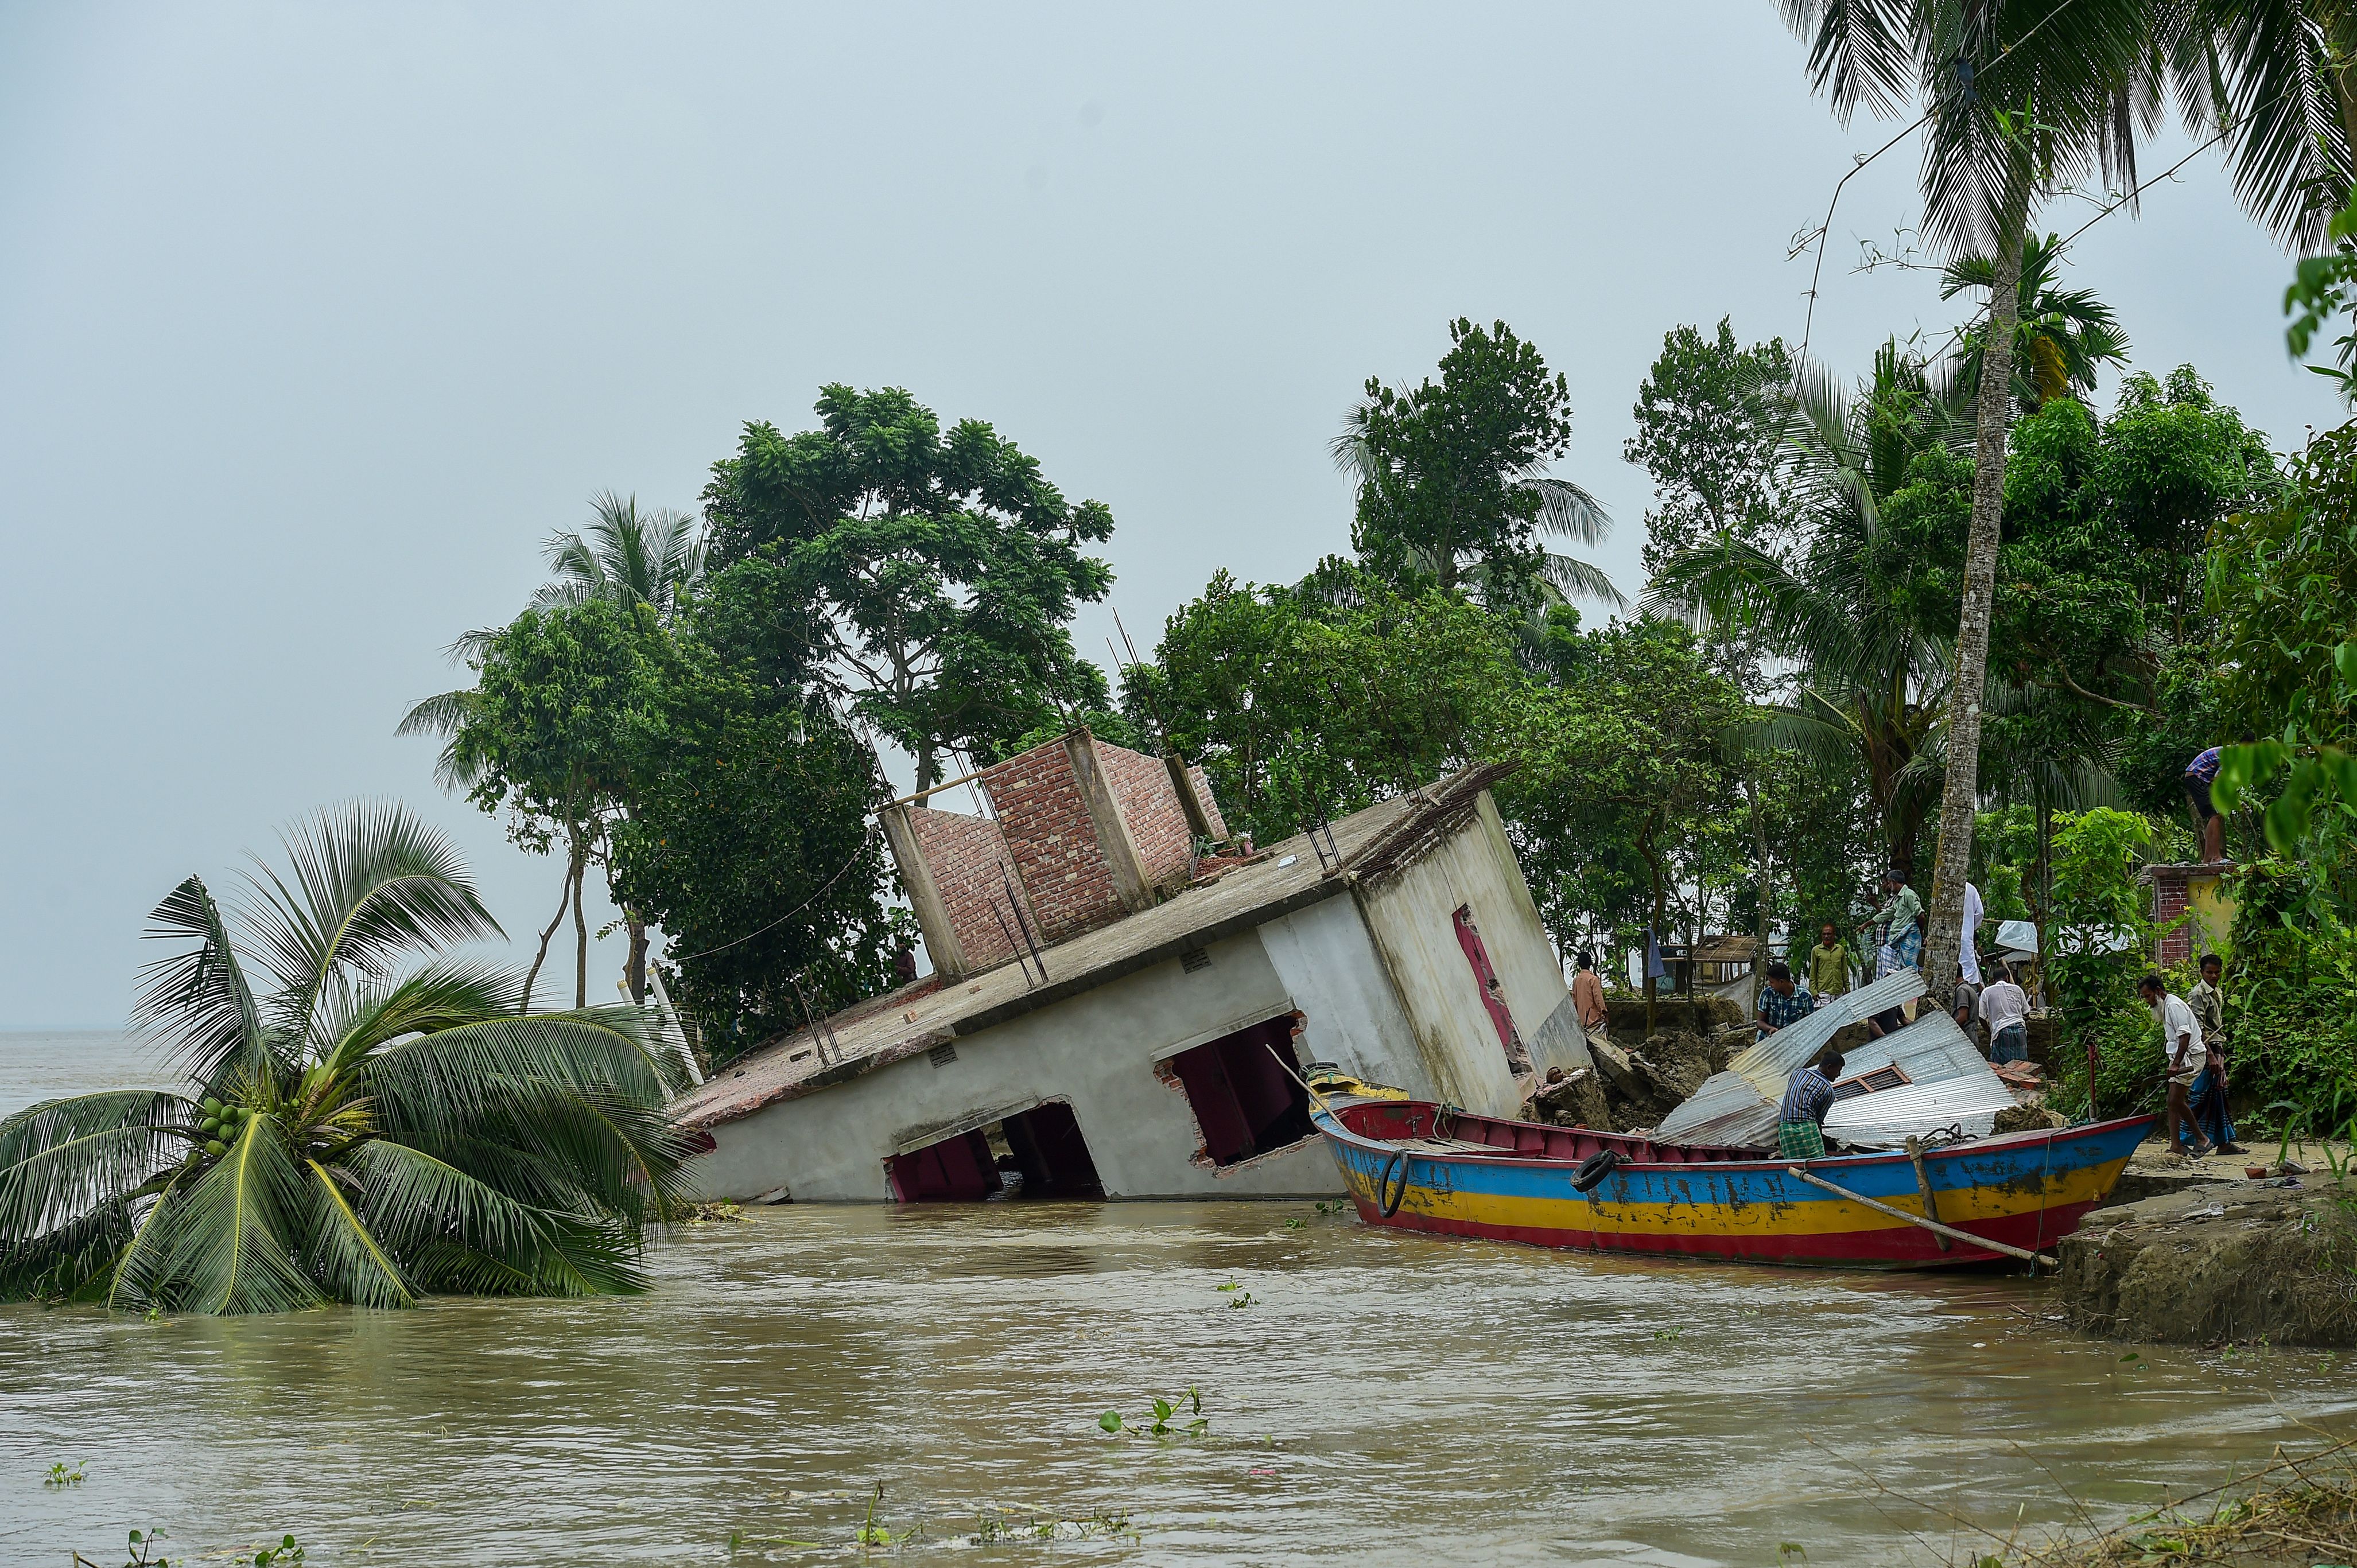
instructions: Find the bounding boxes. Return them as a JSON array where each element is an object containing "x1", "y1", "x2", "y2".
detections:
[
  {"x1": 1645, "y1": 344, "x2": 1967, "y2": 870},
  {"x1": 1942, "y1": 232, "x2": 2131, "y2": 410},
  {"x1": 1773, "y1": 0, "x2": 2353, "y2": 999},
  {"x1": 531, "y1": 490, "x2": 708, "y2": 620},
  {"x1": 401, "y1": 492, "x2": 706, "y2": 1006},
  {"x1": 0, "y1": 803, "x2": 696, "y2": 1314}
]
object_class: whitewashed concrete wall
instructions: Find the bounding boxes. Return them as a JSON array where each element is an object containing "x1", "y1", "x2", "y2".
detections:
[
  {"x1": 1354, "y1": 792, "x2": 1583, "y2": 1119},
  {"x1": 695, "y1": 927, "x2": 1350, "y2": 1202},
  {"x1": 1255, "y1": 893, "x2": 1438, "y2": 1101}
]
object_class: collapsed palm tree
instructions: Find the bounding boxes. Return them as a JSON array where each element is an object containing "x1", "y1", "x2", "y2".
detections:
[{"x1": 0, "y1": 803, "x2": 697, "y2": 1314}]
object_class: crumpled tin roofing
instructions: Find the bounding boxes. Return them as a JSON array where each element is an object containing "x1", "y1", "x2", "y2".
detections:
[
  {"x1": 1824, "y1": 1009, "x2": 2018, "y2": 1147},
  {"x1": 1652, "y1": 970, "x2": 1926, "y2": 1145}
]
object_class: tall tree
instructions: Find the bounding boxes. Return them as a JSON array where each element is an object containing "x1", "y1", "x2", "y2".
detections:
[
  {"x1": 1143, "y1": 561, "x2": 1521, "y2": 847},
  {"x1": 1335, "y1": 318, "x2": 1621, "y2": 616},
  {"x1": 1647, "y1": 343, "x2": 1966, "y2": 874},
  {"x1": 611, "y1": 580, "x2": 900, "y2": 1067},
  {"x1": 1625, "y1": 320, "x2": 1800, "y2": 578},
  {"x1": 701, "y1": 384, "x2": 1115, "y2": 791},
  {"x1": 403, "y1": 601, "x2": 663, "y2": 1009},
  {"x1": 1784, "y1": 1, "x2": 2165, "y2": 1002}
]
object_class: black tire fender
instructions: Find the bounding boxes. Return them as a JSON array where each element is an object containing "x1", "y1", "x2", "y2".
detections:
[
  {"x1": 1377, "y1": 1151, "x2": 1411, "y2": 1217},
  {"x1": 1571, "y1": 1149, "x2": 1622, "y2": 1194}
]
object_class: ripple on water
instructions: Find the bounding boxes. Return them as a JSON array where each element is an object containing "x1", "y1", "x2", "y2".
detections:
[{"x1": 5, "y1": 1200, "x2": 2356, "y2": 1566}]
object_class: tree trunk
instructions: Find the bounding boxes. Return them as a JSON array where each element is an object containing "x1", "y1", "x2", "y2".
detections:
[
  {"x1": 625, "y1": 913, "x2": 649, "y2": 1005},
  {"x1": 1640, "y1": 821, "x2": 1663, "y2": 1036},
  {"x1": 570, "y1": 835, "x2": 591, "y2": 1010},
  {"x1": 1923, "y1": 192, "x2": 2027, "y2": 1009},
  {"x1": 1745, "y1": 778, "x2": 1772, "y2": 954},
  {"x1": 521, "y1": 864, "x2": 573, "y2": 1015}
]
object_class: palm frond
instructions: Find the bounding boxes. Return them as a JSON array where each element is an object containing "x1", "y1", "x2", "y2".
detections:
[
  {"x1": 244, "y1": 802, "x2": 500, "y2": 1025},
  {"x1": 0, "y1": 1200, "x2": 136, "y2": 1302},
  {"x1": 352, "y1": 1139, "x2": 649, "y2": 1297},
  {"x1": 0, "y1": 1091, "x2": 192, "y2": 1242},
  {"x1": 303, "y1": 1157, "x2": 415, "y2": 1308},
  {"x1": 156, "y1": 1114, "x2": 321, "y2": 1314},
  {"x1": 1526, "y1": 477, "x2": 1613, "y2": 547},
  {"x1": 314, "y1": 960, "x2": 530, "y2": 1078},
  {"x1": 1539, "y1": 551, "x2": 1628, "y2": 609},
  {"x1": 132, "y1": 878, "x2": 267, "y2": 1083},
  {"x1": 364, "y1": 1006, "x2": 688, "y2": 1134}
]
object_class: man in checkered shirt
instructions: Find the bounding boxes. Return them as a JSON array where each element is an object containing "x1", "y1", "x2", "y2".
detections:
[
  {"x1": 1755, "y1": 960, "x2": 1815, "y2": 1039},
  {"x1": 1776, "y1": 1049, "x2": 1845, "y2": 1160}
]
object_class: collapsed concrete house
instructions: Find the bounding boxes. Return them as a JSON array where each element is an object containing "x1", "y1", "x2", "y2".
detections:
[{"x1": 673, "y1": 729, "x2": 1591, "y2": 1202}]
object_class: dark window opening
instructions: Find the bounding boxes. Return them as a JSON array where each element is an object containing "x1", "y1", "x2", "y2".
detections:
[
  {"x1": 1166, "y1": 1014, "x2": 1314, "y2": 1167},
  {"x1": 886, "y1": 1100, "x2": 1105, "y2": 1202}
]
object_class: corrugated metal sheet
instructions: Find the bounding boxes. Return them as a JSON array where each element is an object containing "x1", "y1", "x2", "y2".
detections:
[
  {"x1": 1647, "y1": 1069, "x2": 1780, "y2": 1147},
  {"x1": 1823, "y1": 1075, "x2": 2019, "y2": 1146},
  {"x1": 1653, "y1": 970, "x2": 1926, "y2": 1143},
  {"x1": 1823, "y1": 1008, "x2": 2017, "y2": 1145}
]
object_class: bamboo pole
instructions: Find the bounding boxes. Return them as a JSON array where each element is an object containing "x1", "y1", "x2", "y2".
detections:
[{"x1": 1785, "y1": 1165, "x2": 2056, "y2": 1267}]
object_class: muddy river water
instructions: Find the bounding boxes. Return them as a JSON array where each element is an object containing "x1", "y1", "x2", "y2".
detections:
[{"x1": 5, "y1": 1031, "x2": 2352, "y2": 1567}]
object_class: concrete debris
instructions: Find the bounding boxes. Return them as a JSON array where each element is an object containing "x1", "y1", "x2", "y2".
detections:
[{"x1": 1524, "y1": 1064, "x2": 1614, "y2": 1133}]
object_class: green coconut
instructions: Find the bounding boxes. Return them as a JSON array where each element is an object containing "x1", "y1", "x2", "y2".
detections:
[{"x1": 204, "y1": 1139, "x2": 227, "y2": 1157}]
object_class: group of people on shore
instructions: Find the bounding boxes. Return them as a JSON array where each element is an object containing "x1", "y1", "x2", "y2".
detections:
[{"x1": 1753, "y1": 870, "x2": 2238, "y2": 1162}]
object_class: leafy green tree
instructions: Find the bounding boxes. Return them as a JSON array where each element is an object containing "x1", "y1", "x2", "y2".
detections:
[
  {"x1": 2040, "y1": 807, "x2": 2165, "y2": 1120},
  {"x1": 405, "y1": 601, "x2": 665, "y2": 1009},
  {"x1": 2211, "y1": 418, "x2": 2357, "y2": 876},
  {"x1": 1500, "y1": 619, "x2": 1744, "y2": 1029},
  {"x1": 1145, "y1": 562, "x2": 1520, "y2": 846},
  {"x1": 1781, "y1": 0, "x2": 2348, "y2": 999},
  {"x1": 0, "y1": 804, "x2": 694, "y2": 1313},
  {"x1": 1941, "y1": 232, "x2": 2129, "y2": 411},
  {"x1": 701, "y1": 384, "x2": 1115, "y2": 790},
  {"x1": 1647, "y1": 344, "x2": 1964, "y2": 872},
  {"x1": 1335, "y1": 318, "x2": 1620, "y2": 616},
  {"x1": 1625, "y1": 320, "x2": 1799, "y2": 579},
  {"x1": 611, "y1": 618, "x2": 899, "y2": 1067}
]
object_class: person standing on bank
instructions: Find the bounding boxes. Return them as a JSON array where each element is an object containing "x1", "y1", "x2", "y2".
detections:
[
  {"x1": 2185, "y1": 953, "x2": 2242, "y2": 1155},
  {"x1": 1807, "y1": 921, "x2": 1852, "y2": 1002},
  {"x1": 1756, "y1": 961, "x2": 1815, "y2": 1039},
  {"x1": 2183, "y1": 736, "x2": 2251, "y2": 865},
  {"x1": 1776, "y1": 1049, "x2": 1846, "y2": 1160},
  {"x1": 1571, "y1": 950, "x2": 1610, "y2": 1049},
  {"x1": 1979, "y1": 962, "x2": 2032, "y2": 1064},
  {"x1": 1865, "y1": 870, "x2": 1924, "y2": 975},
  {"x1": 2139, "y1": 972, "x2": 2214, "y2": 1159}
]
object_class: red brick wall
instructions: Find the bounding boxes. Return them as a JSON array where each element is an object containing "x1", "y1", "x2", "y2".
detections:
[
  {"x1": 907, "y1": 806, "x2": 1027, "y2": 971},
  {"x1": 980, "y1": 739, "x2": 1127, "y2": 946},
  {"x1": 2154, "y1": 865, "x2": 2191, "y2": 966},
  {"x1": 1100, "y1": 743, "x2": 1196, "y2": 892}
]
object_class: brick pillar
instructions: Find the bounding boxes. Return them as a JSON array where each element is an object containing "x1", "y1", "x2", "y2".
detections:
[
  {"x1": 1163, "y1": 752, "x2": 1217, "y2": 842},
  {"x1": 1063, "y1": 729, "x2": 1154, "y2": 916},
  {"x1": 880, "y1": 803, "x2": 969, "y2": 980}
]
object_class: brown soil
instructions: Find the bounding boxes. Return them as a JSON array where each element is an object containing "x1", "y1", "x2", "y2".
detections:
[
  {"x1": 2055, "y1": 1175, "x2": 2357, "y2": 1346},
  {"x1": 1603, "y1": 995, "x2": 1744, "y2": 1043}
]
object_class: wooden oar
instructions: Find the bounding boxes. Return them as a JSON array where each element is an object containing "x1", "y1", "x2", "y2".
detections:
[{"x1": 1785, "y1": 1165, "x2": 2057, "y2": 1268}]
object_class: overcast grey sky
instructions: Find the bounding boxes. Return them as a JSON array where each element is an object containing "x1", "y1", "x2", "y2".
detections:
[{"x1": 2, "y1": 4, "x2": 2339, "y2": 1028}]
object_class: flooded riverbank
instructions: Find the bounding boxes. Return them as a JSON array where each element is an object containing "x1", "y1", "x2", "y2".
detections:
[{"x1": 6, "y1": 1032, "x2": 2354, "y2": 1566}]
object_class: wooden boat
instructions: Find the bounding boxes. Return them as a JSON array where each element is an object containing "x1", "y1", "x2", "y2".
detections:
[{"x1": 1313, "y1": 1096, "x2": 2155, "y2": 1269}]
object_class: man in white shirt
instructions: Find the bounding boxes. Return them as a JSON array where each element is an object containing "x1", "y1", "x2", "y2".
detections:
[
  {"x1": 1978, "y1": 963, "x2": 2032, "y2": 1062},
  {"x1": 2139, "y1": 972, "x2": 2214, "y2": 1158}
]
